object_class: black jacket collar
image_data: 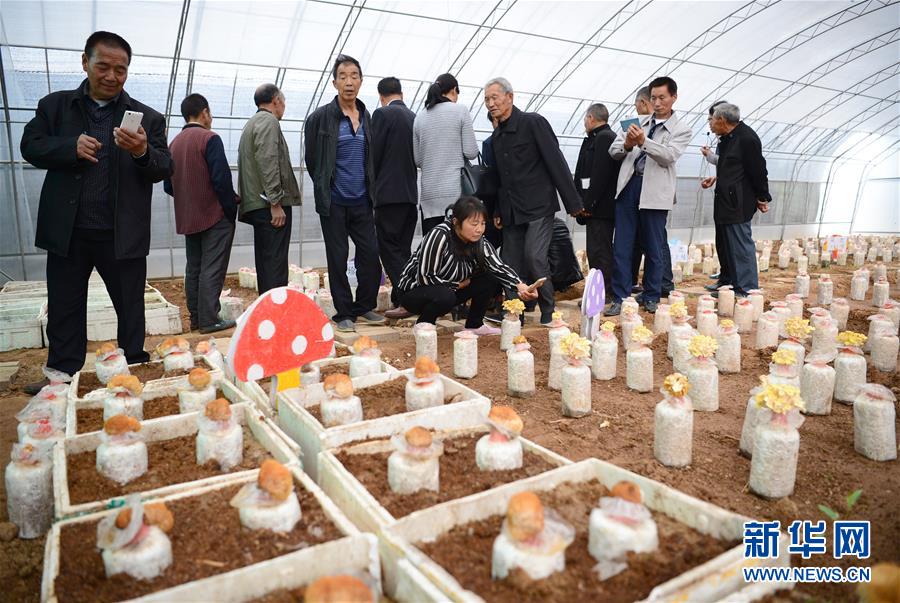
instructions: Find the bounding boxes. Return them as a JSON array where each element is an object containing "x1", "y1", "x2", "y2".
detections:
[
  {"x1": 72, "y1": 78, "x2": 130, "y2": 109},
  {"x1": 586, "y1": 123, "x2": 611, "y2": 139},
  {"x1": 498, "y1": 105, "x2": 522, "y2": 133},
  {"x1": 328, "y1": 95, "x2": 368, "y2": 117}
]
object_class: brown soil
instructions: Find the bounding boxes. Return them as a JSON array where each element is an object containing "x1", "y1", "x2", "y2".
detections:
[
  {"x1": 151, "y1": 275, "x2": 259, "y2": 336},
  {"x1": 77, "y1": 364, "x2": 192, "y2": 398},
  {"x1": 66, "y1": 427, "x2": 271, "y2": 504},
  {"x1": 55, "y1": 477, "x2": 342, "y2": 603},
  {"x1": 335, "y1": 432, "x2": 558, "y2": 518},
  {"x1": 304, "y1": 376, "x2": 466, "y2": 425},
  {"x1": 417, "y1": 479, "x2": 739, "y2": 602},
  {"x1": 317, "y1": 364, "x2": 349, "y2": 380},
  {"x1": 335, "y1": 346, "x2": 351, "y2": 358},
  {"x1": 75, "y1": 390, "x2": 222, "y2": 434}
]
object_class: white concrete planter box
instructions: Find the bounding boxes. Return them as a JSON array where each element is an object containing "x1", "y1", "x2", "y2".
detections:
[
  {"x1": 65, "y1": 378, "x2": 265, "y2": 438},
  {"x1": 0, "y1": 299, "x2": 45, "y2": 351},
  {"x1": 41, "y1": 466, "x2": 382, "y2": 603},
  {"x1": 277, "y1": 369, "x2": 490, "y2": 481},
  {"x1": 379, "y1": 459, "x2": 792, "y2": 603},
  {"x1": 69, "y1": 357, "x2": 223, "y2": 405},
  {"x1": 317, "y1": 426, "x2": 572, "y2": 534},
  {"x1": 52, "y1": 403, "x2": 301, "y2": 519},
  {"x1": 238, "y1": 354, "x2": 399, "y2": 419}
]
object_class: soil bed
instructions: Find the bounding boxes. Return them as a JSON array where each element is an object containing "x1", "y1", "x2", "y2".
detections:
[
  {"x1": 417, "y1": 479, "x2": 739, "y2": 603},
  {"x1": 335, "y1": 432, "x2": 558, "y2": 518},
  {"x1": 249, "y1": 572, "x2": 387, "y2": 603},
  {"x1": 77, "y1": 364, "x2": 192, "y2": 398},
  {"x1": 303, "y1": 376, "x2": 465, "y2": 425},
  {"x1": 55, "y1": 478, "x2": 342, "y2": 603},
  {"x1": 75, "y1": 390, "x2": 225, "y2": 434},
  {"x1": 316, "y1": 364, "x2": 350, "y2": 381},
  {"x1": 66, "y1": 427, "x2": 271, "y2": 504}
]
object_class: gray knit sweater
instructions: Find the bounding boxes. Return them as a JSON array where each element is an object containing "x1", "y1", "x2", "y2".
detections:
[{"x1": 413, "y1": 101, "x2": 479, "y2": 219}]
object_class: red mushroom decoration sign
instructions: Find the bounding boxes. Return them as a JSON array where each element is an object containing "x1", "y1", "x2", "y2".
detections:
[{"x1": 227, "y1": 287, "x2": 334, "y2": 399}]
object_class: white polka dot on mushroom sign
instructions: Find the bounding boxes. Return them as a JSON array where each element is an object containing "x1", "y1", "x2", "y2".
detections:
[
  {"x1": 257, "y1": 320, "x2": 275, "y2": 340},
  {"x1": 292, "y1": 336, "x2": 308, "y2": 355},
  {"x1": 247, "y1": 364, "x2": 264, "y2": 381},
  {"x1": 321, "y1": 323, "x2": 334, "y2": 341},
  {"x1": 270, "y1": 288, "x2": 287, "y2": 304}
]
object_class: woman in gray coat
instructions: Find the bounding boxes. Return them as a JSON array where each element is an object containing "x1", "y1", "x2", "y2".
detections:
[{"x1": 413, "y1": 73, "x2": 479, "y2": 236}]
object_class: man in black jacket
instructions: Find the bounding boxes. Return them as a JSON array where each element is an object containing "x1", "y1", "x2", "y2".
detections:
[
  {"x1": 575, "y1": 103, "x2": 620, "y2": 300},
  {"x1": 701, "y1": 102, "x2": 770, "y2": 297},
  {"x1": 304, "y1": 54, "x2": 384, "y2": 332},
  {"x1": 371, "y1": 77, "x2": 416, "y2": 315},
  {"x1": 20, "y1": 31, "x2": 173, "y2": 392},
  {"x1": 484, "y1": 77, "x2": 583, "y2": 325}
]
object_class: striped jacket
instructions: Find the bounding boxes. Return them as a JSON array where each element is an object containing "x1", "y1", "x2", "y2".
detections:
[{"x1": 397, "y1": 221, "x2": 520, "y2": 292}]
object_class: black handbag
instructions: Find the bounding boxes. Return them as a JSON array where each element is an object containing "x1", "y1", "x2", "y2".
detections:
[{"x1": 460, "y1": 153, "x2": 486, "y2": 197}]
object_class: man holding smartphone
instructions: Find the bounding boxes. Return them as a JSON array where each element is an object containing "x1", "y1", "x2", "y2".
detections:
[{"x1": 20, "y1": 31, "x2": 173, "y2": 393}]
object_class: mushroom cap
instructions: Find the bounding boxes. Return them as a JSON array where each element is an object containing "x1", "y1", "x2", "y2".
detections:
[
  {"x1": 143, "y1": 502, "x2": 175, "y2": 533},
  {"x1": 404, "y1": 426, "x2": 433, "y2": 448},
  {"x1": 96, "y1": 342, "x2": 117, "y2": 358},
  {"x1": 104, "y1": 414, "x2": 141, "y2": 435},
  {"x1": 194, "y1": 340, "x2": 211, "y2": 354},
  {"x1": 157, "y1": 336, "x2": 190, "y2": 356},
  {"x1": 258, "y1": 459, "x2": 292, "y2": 501},
  {"x1": 413, "y1": 356, "x2": 440, "y2": 378},
  {"x1": 115, "y1": 507, "x2": 133, "y2": 530},
  {"x1": 488, "y1": 406, "x2": 523, "y2": 435},
  {"x1": 323, "y1": 373, "x2": 353, "y2": 398},
  {"x1": 107, "y1": 374, "x2": 143, "y2": 396},
  {"x1": 857, "y1": 563, "x2": 900, "y2": 603},
  {"x1": 352, "y1": 335, "x2": 378, "y2": 353},
  {"x1": 611, "y1": 480, "x2": 643, "y2": 504},
  {"x1": 188, "y1": 367, "x2": 211, "y2": 389},
  {"x1": 305, "y1": 575, "x2": 373, "y2": 603},
  {"x1": 204, "y1": 398, "x2": 232, "y2": 421},
  {"x1": 512, "y1": 335, "x2": 528, "y2": 345},
  {"x1": 506, "y1": 491, "x2": 544, "y2": 542}
]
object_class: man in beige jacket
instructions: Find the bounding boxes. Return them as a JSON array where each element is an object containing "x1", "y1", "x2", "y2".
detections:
[
  {"x1": 606, "y1": 76, "x2": 692, "y2": 315},
  {"x1": 238, "y1": 83, "x2": 302, "y2": 293}
]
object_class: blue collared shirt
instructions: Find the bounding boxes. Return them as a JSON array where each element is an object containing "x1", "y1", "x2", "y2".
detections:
[{"x1": 331, "y1": 115, "x2": 367, "y2": 205}]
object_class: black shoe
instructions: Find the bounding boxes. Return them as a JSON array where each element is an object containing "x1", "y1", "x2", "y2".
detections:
[
  {"x1": 23, "y1": 378, "x2": 50, "y2": 395},
  {"x1": 631, "y1": 285, "x2": 643, "y2": 294},
  {"x1": 710, "y1": 272, "x2": 720, "y2": 280},
  {"x1": 710, "y1": 291, "x2": 719, "y2": 299},
  {"x1": 484, "y1": 312, "x2": 503, "y2": 324},
  {"x1": 644, "y1": 300, "x2": 658, "y2": 313},
  {"x1": 199, "y1": 319, "x2": 236, "y2": 334},
  {"x1": 604, "y1": 302, "x2": 622, "y2": 316},
  {"x1": 704, "y1": 283, "x2": 720, "y2": 292}
]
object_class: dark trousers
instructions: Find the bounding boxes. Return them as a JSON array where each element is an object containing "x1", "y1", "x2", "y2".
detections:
[
  {"x1": 244, "y1": 206, "x2": 292, "y2": 294},
  {"x1": 375, "y1": 203, "x2": 417, "y2": 306},
  {"x1": 585, "y1": 218, "x2": 615, "y2": 298},
  {"x1": 184, "y1": 217, "x2": 235, "y2": 328},
  {"x1": 722, "y1": 221, "x2": 758, "y2": 295},
  {"x1": 401, "y1": 272, "x2": 499, "y2": 329},
  {"x1": 421, "y1": 215, "x2": 445, "y2": 238},
  {"x1": 320, "y1": 202, "x2": 380, "y2": 323},
  {"x1": 631, "y1": 223, "x2": 673, "y2": 295},
  {"x1": 612, "y1": 176, "x2": 668, "y2": 303},
  {"x1": 46, "y1": 228, "x2": 149, "y2": 376},
  {"x1": 714, "y1": 223, "x2": 732, "y2": 286},
  {"x1": 501, "y1": 215, "x2": 554, "y2": 315}
]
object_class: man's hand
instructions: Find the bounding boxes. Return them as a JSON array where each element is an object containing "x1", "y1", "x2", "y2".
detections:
[
  {"x1": 624, "y1": 124, "x2": 642, "y2": 149},
  {"x1": 113, "y1": 125, "x2": 148, "y2": 157},
  {"x1": 493, "y1": 215, "x2": 502, "y2": 230},
  {"x1": 757, "y1": 200, "x2": 769, "y2": 213},
  {"x1": 516, "y1": 282, "x2": 538, "y2": 301},
  {"x1": 701, "y1": 176, "x2": 717, "y2": 189},
  {"x1": 458, "y1": 278, "x2": 470, "y2": 289},
  {"x1": 570, "y1": 208, "x2": 589, "y2": 218},
  {"x1": 270, "y1": 202, "x2": 286, "y2": 227},
  {"x1": 700, "y1": 145, "x2": 711, "y2": 157},
  {"x1": 76, "y1": 134, "x2": 101, "y2": 163}
]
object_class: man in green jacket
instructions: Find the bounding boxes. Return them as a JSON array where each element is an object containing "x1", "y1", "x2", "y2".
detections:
[{"x1": 238, "y1": 84, "x2": 302, "y2": 293}]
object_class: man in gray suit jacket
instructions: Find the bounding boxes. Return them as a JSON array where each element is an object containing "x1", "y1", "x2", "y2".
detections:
[{"x1": 606, "y1": 76, "x2": 692, "y2": 315}]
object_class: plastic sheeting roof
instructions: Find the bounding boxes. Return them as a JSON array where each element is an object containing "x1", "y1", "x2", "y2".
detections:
[{"x1": 2, "y1": 0, "x2": 897, "y2": 166}]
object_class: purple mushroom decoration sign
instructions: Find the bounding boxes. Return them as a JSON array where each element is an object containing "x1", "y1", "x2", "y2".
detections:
[{"x1": 580, "y1": 268, "x2": 605, "y2": 340}]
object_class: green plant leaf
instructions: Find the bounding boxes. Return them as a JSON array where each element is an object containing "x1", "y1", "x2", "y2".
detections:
[
  {"x1": 818, "y1": 504, "x2": 839, "y2": 521},
  {"x1": 846, "y1": 489, "x2": 863, "y2": 510}
]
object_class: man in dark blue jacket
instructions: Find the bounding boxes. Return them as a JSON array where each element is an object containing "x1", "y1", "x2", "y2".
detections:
[
  {"x1": 305, "y1": 55, "x2": 384, "y2": 333},
  {"x1": 20, "y1": 31, "x2": 173, "y2": 393}
]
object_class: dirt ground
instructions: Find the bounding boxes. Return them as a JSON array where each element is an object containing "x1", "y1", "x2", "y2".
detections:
[{"x1": 1, "y1": 253, "x2": 898, "y2": 602}]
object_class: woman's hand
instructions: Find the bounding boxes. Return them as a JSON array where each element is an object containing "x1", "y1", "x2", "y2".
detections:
[
  {"x1": 458, "y1": 278, "x2": 470, "y2": 289},
  {"x1": 516, "y1": 282, "x2": 538, "y2": 301}
]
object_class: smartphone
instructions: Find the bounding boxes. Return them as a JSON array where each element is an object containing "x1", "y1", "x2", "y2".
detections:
[
  {"x1": 620, "y1": 117, "x2": 640, "y2": 133},
  {"x1": 527, "y1": 277, "x2": 547, "y2": 292},
  {"x1": 119, "y1": 110, "x2": 144, "y2": 133}
]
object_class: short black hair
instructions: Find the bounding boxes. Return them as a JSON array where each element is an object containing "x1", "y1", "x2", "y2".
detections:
[
  {"x1": 586, "y1": 103, "x2": 609, "y2": 123},
  {"x1": 254, "y1": 83, "x2": 281, "y2": 107},
  {"x1": 648, "y1": 76, "x2": 677, "y2": 96},
  {"x1": 332, "y1": 54, "x2": 362, "y2": 80},
  {"x1": 180, "y1": 93, "x2": 209, "y2": 121},
  {"x1": 377, "y1": 77, "x2": 402, "y2": 97},
  {"x1": 85, "y1": 31, "x2": 132, "y2": 64}
]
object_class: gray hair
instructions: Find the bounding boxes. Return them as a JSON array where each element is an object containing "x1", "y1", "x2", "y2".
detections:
[
  {"x1": 254, "y1": 83, "x2": 282, "y2": 107},
  {"x1": 634, "y1": 86, "x2": 651, "y2": 103},
  {"x1": 586, "y1": 103, "x2": 609, "y2": 123},
  {"x1": 712, "y1": 102, "x2": 740, "y2": 124},
  {"x1": 484, "y1": 77, "x2": 513, "y2": 94}
]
